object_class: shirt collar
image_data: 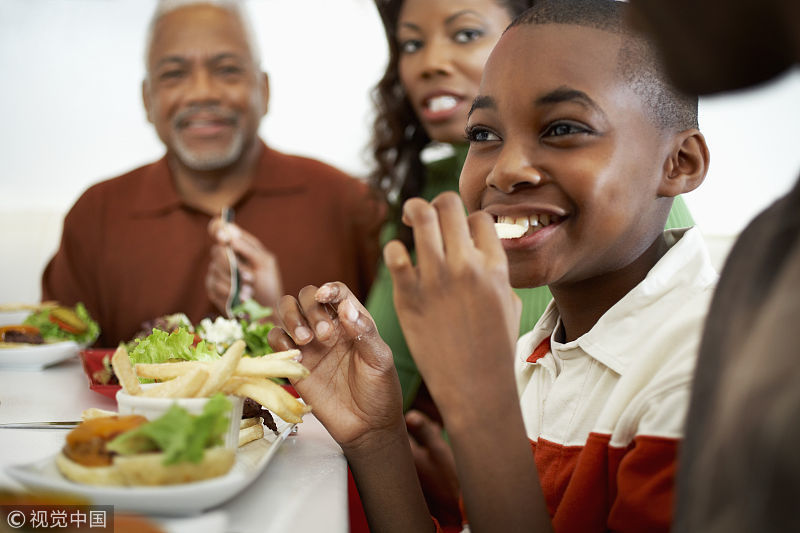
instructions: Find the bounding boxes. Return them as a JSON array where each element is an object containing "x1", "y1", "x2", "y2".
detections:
[
  {"x1": 130, "y1": 156, "x2": 182, "y2": 216},
  {"x1": 129, "y1": 140, "x2": 306, "y2": 217},
  {"x1": 517, "y1": 227, "x2": 717, "y2": 375}
]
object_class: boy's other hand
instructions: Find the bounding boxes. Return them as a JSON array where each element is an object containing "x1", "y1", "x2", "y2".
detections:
[
  {"x1": 385, "y1": 192, "x2": 522, "y2": 419},
  {"x1": 406, "y1": 409, "x2": 462, "y2": 528},
  {"x1": 268, "y1": 282, "x2": 405, "y2": 452}
]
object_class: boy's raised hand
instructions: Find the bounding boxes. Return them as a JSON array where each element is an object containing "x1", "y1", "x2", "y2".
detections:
[
  {"x1": 386, "y1": 192, "x2": 550, "y2": 532},
  {"x1": 267, "y1": 282, "x2": 405, "y2": 451},
  {"x1": 384, "y1": 192, "x2": 522, "y2": 417}
]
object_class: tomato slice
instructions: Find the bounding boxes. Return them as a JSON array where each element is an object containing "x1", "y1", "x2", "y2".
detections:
[
  {"x1": 49, "y1": 315, "x2": 82, "y2": 334},
  {"x1": 49, "y1": 307, "x2": 88, "y2": 334}
]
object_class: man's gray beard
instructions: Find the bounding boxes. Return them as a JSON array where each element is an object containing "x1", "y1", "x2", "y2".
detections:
[{"x1": 171, "y1": 129, "x2": 246, "y2": 171}]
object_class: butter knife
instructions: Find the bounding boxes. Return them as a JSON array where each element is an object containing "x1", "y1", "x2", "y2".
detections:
[{"x1": 0, "y1": 421, "x2": 80, "y2": 429}]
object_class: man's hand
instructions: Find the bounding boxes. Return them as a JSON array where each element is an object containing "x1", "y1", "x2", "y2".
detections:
[{"x1": 206, "y1": 217, "x2": 283, "y2": 313}]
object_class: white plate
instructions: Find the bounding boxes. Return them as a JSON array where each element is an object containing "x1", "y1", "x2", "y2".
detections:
[
  {"x1": 5, "y1": 420, "x2": 294, "y2": 516},
  {"x1": 0, "y1": 341, "x2": 80, "y2": 370},
  {"x1": 0, "y1": 310, "x2": 31, "y2": 326}
]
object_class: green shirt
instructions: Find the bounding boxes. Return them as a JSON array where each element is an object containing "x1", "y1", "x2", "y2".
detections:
[{"x1": 365, "y1": 144, "x2": 696, "y2": 410}]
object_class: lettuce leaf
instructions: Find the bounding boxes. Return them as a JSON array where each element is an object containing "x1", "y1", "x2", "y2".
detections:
[
  {"x1": 23, "y1": 303, "x2": 99, "y2": 345},
  {"x1": 127, "y1": 327, "x2": 220, "y2": 366},
  {"x1": 231, "y1": 300, "x2": 272, "y2": 322},
  {"x1": 242, "y1": 320, "x2": 275, "y2": 356},
  {"x1": 107, "y1": 394, "x2": 232, "y2": 465}
]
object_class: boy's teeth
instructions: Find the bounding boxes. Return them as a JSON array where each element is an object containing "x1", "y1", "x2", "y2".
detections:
[
  {"x1": 494, "y1": 213, "x2": 559, "y2": 238},
  {"x1": 427, "y1": 95, "x2": 458, "y2": 112}
]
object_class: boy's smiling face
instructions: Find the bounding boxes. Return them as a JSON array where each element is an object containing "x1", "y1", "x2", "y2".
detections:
[{"x1": 460, "y1": 24, "x2": 674, "y2": 290}]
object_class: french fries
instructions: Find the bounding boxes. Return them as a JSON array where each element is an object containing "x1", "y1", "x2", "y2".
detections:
[
  {"x1": 140, "y1": 366, "x2": 209, "y2": 398},
  {"x1": 239, "y1": 423, "x2": 265, "y2": 447},
  {"x1": 196, "y1": 340, "x2": 244, "y2": 397},
  {"x1": 81, "y1": 408, "x2": 117, "y2": 420},
  {"x1": 112, "y1": 346, "x2": 142, "y2": 395},
  {"x1": 112, "y1": 342, "x2": 310, "y2": 444},
  {"x1": 134, "y1": 350, "x2": 306, "y2": 380},
  {"x1": 221, "y1": 376, "x2": 311, "y2": 424},
  {"x1": 240, "y1": 417, "x2": 260, "y2": 430}
]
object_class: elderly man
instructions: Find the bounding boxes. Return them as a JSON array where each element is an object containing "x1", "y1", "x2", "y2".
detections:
[{"x1": 43, "y1": 0, "x2": 383, "y2": 347}]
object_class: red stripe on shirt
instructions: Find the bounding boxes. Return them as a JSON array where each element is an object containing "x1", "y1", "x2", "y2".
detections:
[
  {"x1": 527, "y1": 337, "x2": 551, "y2": 363},
  {"x1": 530, "y1": 432, "x2": 679, "y2": 533}
]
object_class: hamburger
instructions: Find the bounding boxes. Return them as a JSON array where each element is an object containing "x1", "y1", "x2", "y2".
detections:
[
  {"x1": 0, "y1": 302, "x2": 99, "y2": 348},
  {"x1": 56, "y1": 395, "x2": 235, "y2": 486}
]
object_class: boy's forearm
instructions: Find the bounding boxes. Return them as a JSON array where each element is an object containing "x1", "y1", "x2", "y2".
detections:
[
  {"x1": 344, "y1": 426, "x2": 436, "y2": 533},
  {"x1": 443, "y1": 385, "x2": 553, "y2": 533}
]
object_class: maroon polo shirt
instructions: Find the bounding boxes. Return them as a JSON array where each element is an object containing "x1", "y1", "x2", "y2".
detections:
[{"x1": 43, "y1": 142, "x2": 383, "y2": 347}]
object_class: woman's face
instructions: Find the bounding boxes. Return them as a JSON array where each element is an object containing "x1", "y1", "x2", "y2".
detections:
[{"x1": 396, "y1": 0, "x2": 512, "y2": 144}]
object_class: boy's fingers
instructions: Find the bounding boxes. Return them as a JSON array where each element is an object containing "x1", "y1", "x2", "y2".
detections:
[
  {"x1": 335, "y1": 297, "x2": 391, "y2": 369},
  {"x1": 468, "y1": 210, "x2": 506, "y2": 260},
  {"x1": 298, "y1": 285, "x2": 335, "y2": 342},
  {"x1": 314, "y1": 281, "x2": 350, "y2": 305},
  {"x1": 403, "y1": 198, "x2": 445, "y2": 268},
  {"x1": 267, "y1": 326, "x2": 297, "y2": 353},
  {"x1": 275, "y1": 293, "x2": 314, "y2": 346},
  {"x1": 384, "y1": 240, "x2": 416, "y2": 295},
  {"x1": 405, "y1": 410, "x2": 445, "y2": 452},
  {"x1": 431, "y1": 192, "x2": 473, "y2": 257}
]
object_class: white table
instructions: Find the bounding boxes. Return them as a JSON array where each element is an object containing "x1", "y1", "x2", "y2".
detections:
[{"x1": 0, "y1": 357, "x2": 348, "y2": 533}]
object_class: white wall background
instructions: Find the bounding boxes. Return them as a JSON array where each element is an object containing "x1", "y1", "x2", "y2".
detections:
[{"x1": 1, "y1": 0, "x2": 799, "y2": 303}]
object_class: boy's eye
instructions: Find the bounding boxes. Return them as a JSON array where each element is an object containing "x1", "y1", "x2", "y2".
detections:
[
  {"x1": 399, "y1": 39, "x2": 423, "y2": 54},
  {"x1": 465, "y1": 126, "x2": 500, "y2": 143},
  {"x1": 454, "y1": 28, "x2": 484, "y2": 44},
  {"x1": 542, "y1": 122, "x2": 590, "y2": 137}
]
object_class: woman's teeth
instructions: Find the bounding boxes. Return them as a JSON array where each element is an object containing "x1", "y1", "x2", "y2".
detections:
[
  {"x1": 426, "y1": 95, "x2": 458, "y2": 112},
  {"x1": 494, "y1": 214, "x2": 560, "y2": 239}
]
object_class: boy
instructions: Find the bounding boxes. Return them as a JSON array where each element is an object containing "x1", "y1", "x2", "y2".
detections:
[{"x1": 269, "y1": 1, "x2": 714, "y2": 531}]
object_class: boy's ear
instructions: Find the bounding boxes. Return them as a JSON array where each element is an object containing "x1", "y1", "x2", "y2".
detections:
[{"x1": 657, "y1": 129, "x2": 710, "y2": 197}]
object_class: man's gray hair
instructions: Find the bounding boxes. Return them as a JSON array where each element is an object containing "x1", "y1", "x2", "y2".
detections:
[{"x1": 144, "y1": 0, "x2": 262, "y2": 73}]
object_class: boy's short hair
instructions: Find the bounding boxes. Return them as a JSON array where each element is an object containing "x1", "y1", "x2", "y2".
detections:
[{"x1": 509, "y1": 0, "x2": 698, "y2": 132}]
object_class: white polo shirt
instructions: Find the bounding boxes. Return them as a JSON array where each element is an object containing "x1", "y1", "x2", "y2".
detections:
[{"x1": 514, "y1": 227, "x2": 717, "y2": 533}]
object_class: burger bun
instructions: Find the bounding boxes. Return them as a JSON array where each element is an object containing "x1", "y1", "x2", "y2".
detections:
[{"x1": 56, "y1": 446, "x2": 235, "y2": 486}]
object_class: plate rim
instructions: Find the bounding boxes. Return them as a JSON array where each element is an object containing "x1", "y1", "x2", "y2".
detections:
[
  {"x1": 4, "y1": 420, "x2": 295, "y2": 515},
  {"x1": 0, "y1": 340, "x2": 80, "y2": 369}
]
